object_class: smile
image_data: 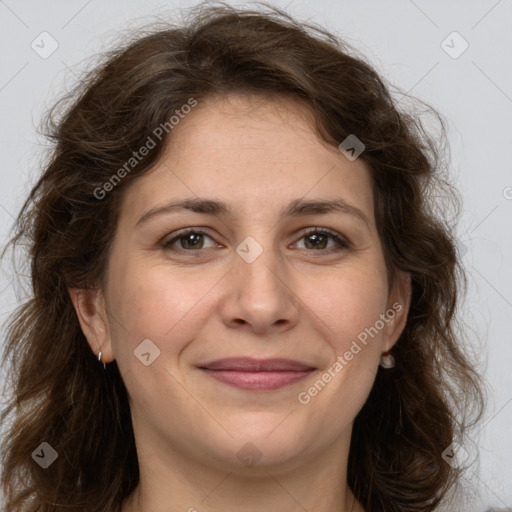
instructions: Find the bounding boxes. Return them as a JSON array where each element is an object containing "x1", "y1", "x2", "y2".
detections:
[{"x1": 200, "y1": 368, "x2": 315, "y2": 391}]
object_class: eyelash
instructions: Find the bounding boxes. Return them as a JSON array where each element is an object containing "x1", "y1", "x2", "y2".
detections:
[{"x1": 161, "y1": 227, "x2": 351, "y2": 255}]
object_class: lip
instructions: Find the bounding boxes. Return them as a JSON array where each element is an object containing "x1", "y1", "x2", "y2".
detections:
[
  {"x1": 197, "y1": 358, "x2": 316, "y2": 391},
  {"x1": 198, "y1": 357, "x2": 315, "y2": 372}
]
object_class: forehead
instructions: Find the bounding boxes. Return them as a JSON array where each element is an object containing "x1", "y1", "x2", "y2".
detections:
[{"x1": 119, "y1": 94, "x2": 375, "y2": 227}]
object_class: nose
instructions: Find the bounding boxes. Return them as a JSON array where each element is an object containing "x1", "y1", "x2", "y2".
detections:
[{"x1": 219, "y1": 237, "x2": 301, "y2": 335}]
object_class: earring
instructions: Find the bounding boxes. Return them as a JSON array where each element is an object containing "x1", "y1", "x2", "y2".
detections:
[
  {"x1": 379, "y1": 352, "x2": 395, "y2": 369},
  {"x1": 98, "y1": 350, "x2": 107, "y2": 370}
]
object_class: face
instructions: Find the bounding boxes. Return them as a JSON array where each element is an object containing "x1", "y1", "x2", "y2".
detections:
[{"x1": 72, "y1": 93, "x2": 410, "y2": 474}]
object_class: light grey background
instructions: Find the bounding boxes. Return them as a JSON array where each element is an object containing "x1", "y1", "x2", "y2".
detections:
[{"x1": 0, "y1": 0, "x2": 511, "y2": 509}]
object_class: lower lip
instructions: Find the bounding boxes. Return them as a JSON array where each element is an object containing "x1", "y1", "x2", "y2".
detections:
[{"x1": 200, "y1": 369, "x2": 314, "y2": 391}]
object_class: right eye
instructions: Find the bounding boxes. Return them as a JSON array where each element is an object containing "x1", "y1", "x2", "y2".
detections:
[{"x1": 161, "y1": 228, "x2": 219, "y2": 252}]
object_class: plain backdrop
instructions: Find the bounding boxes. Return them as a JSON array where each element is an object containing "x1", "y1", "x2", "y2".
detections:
[{"x1": 0, "y1": 0, "x2": 511, "y2": 510}]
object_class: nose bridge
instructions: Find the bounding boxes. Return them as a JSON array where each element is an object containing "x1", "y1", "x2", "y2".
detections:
[
  {"x1": 235, "y1": 233, "x2": 284, "y2": 299},
  {"x1": 224, "y1": 232, "x2": 299, "y2": 332}
]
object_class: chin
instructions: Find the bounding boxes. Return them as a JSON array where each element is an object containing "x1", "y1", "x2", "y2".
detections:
[{"x1": 219, "y1": 420, "x2": 312, "y2": 468}]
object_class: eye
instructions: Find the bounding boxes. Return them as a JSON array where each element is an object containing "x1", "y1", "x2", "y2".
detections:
[
  {"x1": 292, "y1": 227, "x2": 351, "y2": 253},
  {"x1": 161, "y1": 227, "x2": 351, "y2": 254},
  {"x1": 162, "y1": 228, "x2": 217, "y2": 251}
]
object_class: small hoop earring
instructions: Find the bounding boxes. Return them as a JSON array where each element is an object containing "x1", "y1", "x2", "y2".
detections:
[
  {"x1": 98, "y1": 350, "x2": 107, "y2": 370},
  {"x1": 379, "y1": 352, "x2": 395, "y2": 369}
]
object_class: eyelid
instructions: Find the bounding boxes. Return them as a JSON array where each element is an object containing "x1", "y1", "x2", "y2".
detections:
[
  {"x1": 295, "y1": 226, "x2": 351, "y2": 248},
  {"x1": 161, "y1": 227, "x2": 221, "y2": 250},
  {"x1": 161, "y1": 226, "x2": 351, "y2": 252}
]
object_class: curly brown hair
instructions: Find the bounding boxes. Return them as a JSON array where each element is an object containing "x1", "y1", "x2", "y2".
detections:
[{"x1": 0, "y1": 2, "x2": 484, "y2": 511}]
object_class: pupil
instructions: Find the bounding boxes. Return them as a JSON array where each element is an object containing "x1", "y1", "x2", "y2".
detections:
[
  {"x1": 307, "y1": 233, "x2": 327, "y2": 249},
  {"x1": 183, "y1": 233, "x2": 202, "y2": 249}
]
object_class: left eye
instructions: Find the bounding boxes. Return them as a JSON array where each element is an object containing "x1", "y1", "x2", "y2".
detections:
[
  {"x1": 294, "y1": 228, "x2": 350, "y2": 251},
  {"x1": 162, "y1": 228, "x2": 350, "y2": 253}
]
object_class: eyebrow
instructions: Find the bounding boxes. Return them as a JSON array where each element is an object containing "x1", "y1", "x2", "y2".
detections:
[{"x1": 136, "y1": 197, "x2": 371, "y2": 229}]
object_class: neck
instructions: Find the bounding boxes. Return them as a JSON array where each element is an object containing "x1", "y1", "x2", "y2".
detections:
[{"x1": 121, "y1": 440, "x2": 364, "y2": 512}]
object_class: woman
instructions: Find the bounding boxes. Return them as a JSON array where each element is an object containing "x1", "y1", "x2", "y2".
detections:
[{"x1": 0, "y1": 3, "x2": 484, "y2": 511}]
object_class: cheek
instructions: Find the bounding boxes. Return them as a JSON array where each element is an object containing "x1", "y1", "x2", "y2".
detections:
[
  {"x1": 105, "y1": 258, "x2": 214, "y2": 365},
  {"x1": 297, "y1": 269, "x2": 389, "y2": 423},
  {"x1": 313, "y1": 265, "x2": 389, "y2": 354}
]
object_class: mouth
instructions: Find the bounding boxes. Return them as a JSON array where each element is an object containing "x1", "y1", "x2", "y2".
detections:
[{"x1": 197, "y1": 358, "x2": 316, "y2": 391}]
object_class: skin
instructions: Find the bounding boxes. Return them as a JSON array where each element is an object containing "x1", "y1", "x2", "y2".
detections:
[{"x1": 69, "y1": 93, "x2": 411, "y2": 512}]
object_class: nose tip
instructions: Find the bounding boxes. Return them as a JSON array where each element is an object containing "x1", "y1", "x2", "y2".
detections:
[{"x1": 222, "y1": 246, "x2": 300, "y2": 334}]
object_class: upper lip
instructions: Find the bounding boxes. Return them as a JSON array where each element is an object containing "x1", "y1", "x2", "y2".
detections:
[{"x1": 198, "y1": 358, "x2": 315, "y2": 372}]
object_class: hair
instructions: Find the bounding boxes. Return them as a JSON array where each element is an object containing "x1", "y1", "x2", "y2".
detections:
[{"x1": 0, "y1": 2, "x2": 485, "y2": 511}]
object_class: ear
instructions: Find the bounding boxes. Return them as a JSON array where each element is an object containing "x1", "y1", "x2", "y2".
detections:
[
  {"x1": 382, "y1": 270, "x2": 412, "y2": 353},
  {"x1": 68, "y1": 287, "x2": 115, "y2": 363}
]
